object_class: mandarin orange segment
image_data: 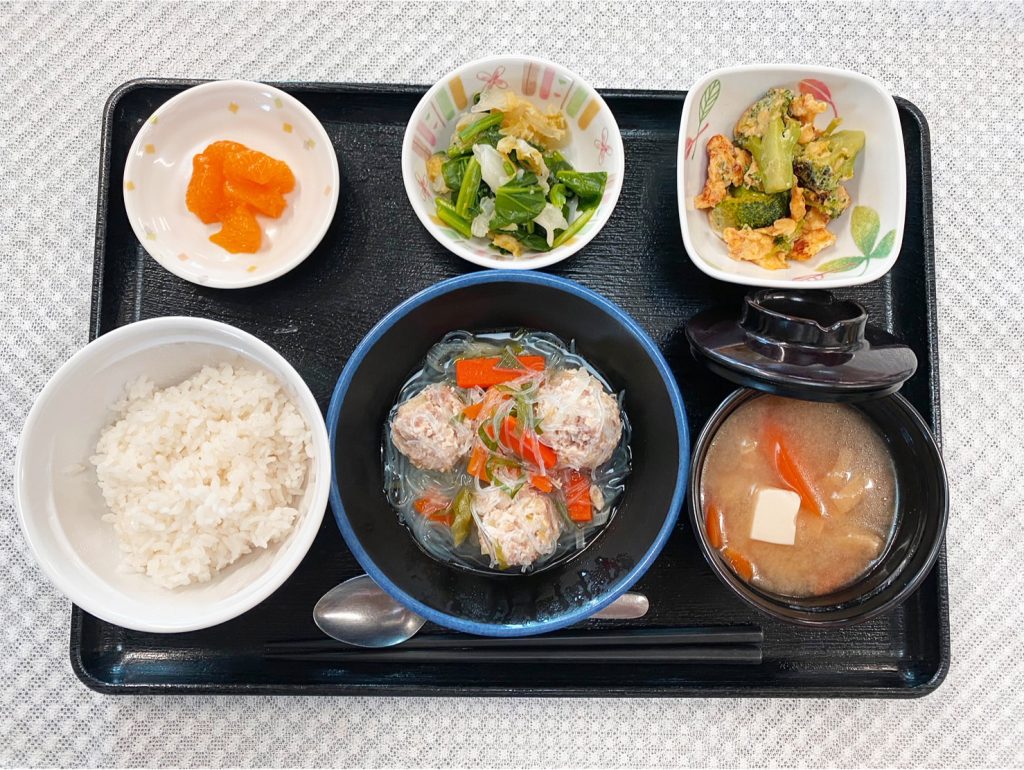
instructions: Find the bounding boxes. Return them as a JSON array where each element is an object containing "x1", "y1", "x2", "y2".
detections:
[
  {"x1": 223, "y1": 148, "x2": 296, "y2": 193},
  {"x1": 209, "y1": 206, "x2": 261, "y2": 254},
  {"x1": 185, "y1": 154, "x2": 228, "y2": 224},
  {"x1": 224, "y1": 178, "x2": 287, "y2": 218},
  {"x1": 186, "y1": 141, "x2": 293, "y2": 254},
  {"x1": 202, "y1": 140, "x2": 248, "y2": 162}
]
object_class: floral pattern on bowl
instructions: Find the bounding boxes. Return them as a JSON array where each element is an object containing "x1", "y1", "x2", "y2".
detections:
[
  {"x1": 677, "y1": 65, "x2": 906, "y2": 288},
  {"x1": 402, "y1": 55, "x2": 625, "y2": 271}
]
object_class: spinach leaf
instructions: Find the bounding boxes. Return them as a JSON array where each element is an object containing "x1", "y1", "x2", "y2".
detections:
[
  {"x1": 491, "y1": 180, "x2": 546, "y2": 228},
  {"x1": 442, "y1": 156, "x2": 471, "y2": 191},
  {"x1": 556, "y1": 170, "x2": 607, "y2": 210},
  {"x1": 511, "y1": 231, "x2": 552, "y2": 252},
  {"x1": 544, "y1": 150, "x2": 574, "y2": 176}
]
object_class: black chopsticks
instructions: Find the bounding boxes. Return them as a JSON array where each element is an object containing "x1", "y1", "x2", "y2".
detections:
[{"x1": 265, "y1": 626, "x2": 764, "y2": 665}]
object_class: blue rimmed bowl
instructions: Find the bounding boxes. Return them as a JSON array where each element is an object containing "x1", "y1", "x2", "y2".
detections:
[{"x1": 327, "y1": 271, "x2": 688, "y2": 637}]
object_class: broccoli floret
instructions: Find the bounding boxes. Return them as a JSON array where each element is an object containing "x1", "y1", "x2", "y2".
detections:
[
  {"x1": 793, "y1": 130, "x2": 865, "y2": 194},
  {"x1": 740, "y1": 115, "x2": 801, "y2": 193},
  {"x1": 734, "y1": 88, "x2": 795, "y2": 143},
  {"x1": 710, "y1": 187, "x2": 791, "y2": 232},
  {"x1": 806, "y1": 185, "x2": 852, "y2": 219}
]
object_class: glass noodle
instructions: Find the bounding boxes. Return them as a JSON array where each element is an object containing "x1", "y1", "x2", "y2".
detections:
[{"x1": 382, "y1": 330, "x2": 632, "y2": 574}]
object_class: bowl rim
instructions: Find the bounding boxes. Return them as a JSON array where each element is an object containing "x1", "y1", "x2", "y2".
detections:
[
  {"x1": 677, "y1": 63, "x2": 907, "y2": 289},
  {"x1": 14, "y1": 316, "x2": 331, "y2": 633},
  {"x1": 327, "y1": 270, "x2": 689, "y2": 636},
  {"x1": 400, "y1": 54, "x2": 625, "y2": 271},
  {"x1": 687, "y1": 387, "x2": 949, "y2": 627},
  {"x1": 122, "y1": 78, "x2": 341, "y2": 289}
]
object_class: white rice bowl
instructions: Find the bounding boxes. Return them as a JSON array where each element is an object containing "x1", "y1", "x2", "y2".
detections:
[
  {"x1": 15, "y1": 316, "x2": 330, "y2": 633},
  {"x1": 91, "y1": 364, "x2": 313, "y2": 589}
]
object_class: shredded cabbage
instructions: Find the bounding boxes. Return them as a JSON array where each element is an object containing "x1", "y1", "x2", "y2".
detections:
[
  {"x1": 533, "y1": 203, "x2": 569, "y2": 247},
  {"x1": 496, "y1": 136, "x2": 551, "y2": 190},
  {"x1": 473, "y1": 144, "x2": 514, "y2": 192},
  {"x1": 471, "y1": 197, "x2": 495, "y2": 238}
]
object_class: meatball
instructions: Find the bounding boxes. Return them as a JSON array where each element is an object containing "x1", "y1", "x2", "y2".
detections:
[
  {"x1": 472, "y1": 485, "x2": 560, "y2": 568},
  {"x1": 535, "y1": 368, "x2": 622, "y2": 469},
  {"x1": 390, "y1": 384, "x2": 473, "y2": 472}
]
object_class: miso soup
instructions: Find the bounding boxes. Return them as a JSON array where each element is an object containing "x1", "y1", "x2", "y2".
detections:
[{"x1": 700, "y1": 395, "x2": 897, "y2": 598}]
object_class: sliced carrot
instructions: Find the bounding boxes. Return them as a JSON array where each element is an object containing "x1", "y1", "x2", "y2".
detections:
[
  {"x1": 499, "y1": 416, "x2": 558, "y2": 470},
  {"x1": 529, "y1": 474, "x2": 554, "y2": 493},
  {"x1": 723, "y1": 547, "x2": 754, "y2": 582},
  {"x1": 467, "y1": 444, "x2": 490, "y2": 482},
  {"x1": 762, "y1": 421, "x2": 827, "y2": 517},
  {"x1": 414, "y1": 491, "x2": 452, "y2": 525},
  {"x1": 705, "y1": 500, "x2": 724, "y2": 549},
  {"x1": 565, "y1": 469, "x2": 592, "y2": 522},
  {"x1": 454, "y1": 355, "x2": 545, "y2": 388},
  {"x1": 461, "y1": 401, "x2": 485, "y2": 420}
]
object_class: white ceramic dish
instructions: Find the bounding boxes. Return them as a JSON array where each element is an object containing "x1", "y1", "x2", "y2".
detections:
[
  {"x1": 123, "y1": 80, "x2": 339, "y2": 289},
  {"x1": 678, "y1": 64, "x2": 906, "y2": 288},
  {"x1": 402, "y1": 55, "x2": 624, "y2": 270},
  {"x1": 15, "y1": 317, "x2": 331, "y2": 633}
]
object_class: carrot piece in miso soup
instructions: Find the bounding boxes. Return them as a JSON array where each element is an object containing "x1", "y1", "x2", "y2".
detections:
[
  {"x1": 761, "y1": 420, "x2": 827, "y2": 517},
  {"x1": 723, "y1": 547, "x2": 755, "y2": 582},
  {"x1": 185, "y1": 141, "x2": 294, "y2": 254},
  {"x1": 705, "y1": 500, "x2": 725, "y2": 549}
]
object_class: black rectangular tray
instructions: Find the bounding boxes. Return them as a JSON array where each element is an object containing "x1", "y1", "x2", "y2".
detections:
[{"x1": 74, "y1": 79, "x2": 948, "y2": 697}]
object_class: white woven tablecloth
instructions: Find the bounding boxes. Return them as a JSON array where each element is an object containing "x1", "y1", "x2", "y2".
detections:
[{"x1": 2, "y1": 1, "x2": 1022, "y2": 767}]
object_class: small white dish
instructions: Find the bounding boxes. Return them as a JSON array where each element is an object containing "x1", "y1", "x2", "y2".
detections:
[
  {"x1": 678, "y1": 64, "x2": 906, "y2": 288},
  {"x1": 402, "y1": 55, "x2": 624, "y2": 270},
  {"x1": 15, "y1": 317, "x2": 331, "y2": 633},
  {"x1": 123, "y1": 80, "x2": 339, "y2": 289}
]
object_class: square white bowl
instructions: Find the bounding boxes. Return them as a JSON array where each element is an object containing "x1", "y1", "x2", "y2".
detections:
[{"x1": 677, "y1": 65, "x2": 906, "y2": 288}]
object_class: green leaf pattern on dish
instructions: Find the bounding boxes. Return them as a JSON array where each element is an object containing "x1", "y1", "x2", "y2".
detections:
[
  {"x1": 698, "y1": 79, "x2": 721, "y2": 124},
  {"x1": 815, "y1": 256, "x2": 868, "y2": 274},
  {"x1": 811, "y1": 205, "x2": 896, "y2": 276},
  {"x1": 851, "y1": 205, "x2": 880, "y2": 256}
]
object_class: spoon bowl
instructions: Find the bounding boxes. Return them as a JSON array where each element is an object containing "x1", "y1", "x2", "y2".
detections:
[{"x1": 314, "y1": 575, "x2": 426, "y2": 648}]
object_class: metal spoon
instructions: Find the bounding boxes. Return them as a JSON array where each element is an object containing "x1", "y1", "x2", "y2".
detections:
[{"x1": 313, "y1": 574, "x2": 650, "y2": 648}]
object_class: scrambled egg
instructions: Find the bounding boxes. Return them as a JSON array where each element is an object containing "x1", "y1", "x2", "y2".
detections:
[
  {"x1": 789, "y1": 93, "x2": 828, "y2": 144},
  {"x1": 790, "y1": 185, "x2": 806, "y2": 221},
  {"x1": 695, "y1": 135, "x2": 751, "y2": 209}
]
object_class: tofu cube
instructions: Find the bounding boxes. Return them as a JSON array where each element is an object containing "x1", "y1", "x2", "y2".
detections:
[{"x1": 749, "y1": 487, "x2": 801, "y2": 545}]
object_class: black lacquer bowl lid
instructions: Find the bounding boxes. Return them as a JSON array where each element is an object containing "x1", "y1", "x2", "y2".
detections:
[{"x1": 685, "y1": 289, "x2": 918, "y2": 402}]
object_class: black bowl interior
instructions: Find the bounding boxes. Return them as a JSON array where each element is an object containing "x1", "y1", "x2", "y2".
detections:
[
  {"x1": 689, "y1": 389, "x2": 948, "y2": 626},
  {"x1": 333, "y1": 279, "x2": 684, "y2": 631}
]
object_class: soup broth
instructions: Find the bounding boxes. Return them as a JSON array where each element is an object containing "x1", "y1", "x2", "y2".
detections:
[{"x1": 700, "y1": 395, "x2": 897, "y2": 598}]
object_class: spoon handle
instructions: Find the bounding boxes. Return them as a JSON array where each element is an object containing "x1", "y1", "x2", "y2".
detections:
[{"x1": 590, "y1": 592, "x2": 649, "y2": 620}]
